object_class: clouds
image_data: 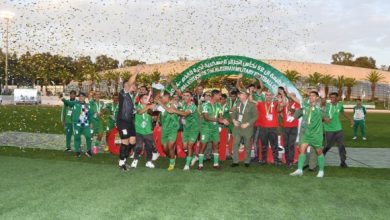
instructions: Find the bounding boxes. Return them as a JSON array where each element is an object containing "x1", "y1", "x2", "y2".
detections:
[
  {"x1": 305, "y1": 0, "x2": 390, "y2": 64},
  {"x1": 0, "y1": 0, "x2": 388, "y2": 65}
]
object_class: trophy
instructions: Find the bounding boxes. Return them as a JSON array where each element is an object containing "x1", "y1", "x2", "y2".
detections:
[{"x1": 151, "y1": 76, "x2": 168, "y2": 114}]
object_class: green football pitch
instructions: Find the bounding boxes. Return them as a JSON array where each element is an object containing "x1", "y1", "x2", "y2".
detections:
[
  {"x1": 1, "y1": 105, "x2": 389, "y2": 148},
  {"x1": 1, "y1": 147, "x2": 389, "y2": 220}
]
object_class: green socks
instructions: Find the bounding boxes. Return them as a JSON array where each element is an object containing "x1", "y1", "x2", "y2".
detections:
[
  {"x1": 185, "y1": 156, "x2": 192, "y2": 166},
  {"x1": 95, "y1": 140, "x2": 100, "y2": 147},
  {"x1": 213, "y1": 153, "x2": 219, "y2": 165},
  {"x1": 318, "y1": 154, "x2": 325, "y2": 171},
  {"x1": 169, "y1": 158, "x2": 176, "y2": 166},
  {"x1": 297, "y1": 154, "x2": 306, "y2": 171},
  {"x1": 199, "y1": 154, "x2": 204, "y2": 166}
]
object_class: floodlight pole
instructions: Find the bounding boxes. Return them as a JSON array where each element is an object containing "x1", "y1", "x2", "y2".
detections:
[{"x1": 1, "y1": 11, "x2": 15, "y2": 90}]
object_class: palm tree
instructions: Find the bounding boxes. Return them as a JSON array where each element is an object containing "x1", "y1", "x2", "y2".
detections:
[
  {"x1": 102, "y1": 70, "x2": 121, "y2": 94},
  {"x1": 305, "y1": 72, "x2": 323, "y2": 86},
  {"x1": 284, "y1": 70, "x2": 301, "y2": 84},
  {"x1": 150, "y1": 70, "x2": 161, "y2": 84},
  {"x1": 333, "y1": 75, "x2": 345, "y2": 98},
  {"x1": 137, "y1": 73, "x2": 151, "y2": 85},
  {"x1": 320, "y1": 74, "x2": 334, "y2": 98},
  {"x1": 203, "y1": 75, "x2": 224, "y2": 89},
  {"x1": 365, "y1": 70, "x2": 385, "y2": 101},
  {"x1": 344, "y1": 77, "x2": 357, "y2": 100}
]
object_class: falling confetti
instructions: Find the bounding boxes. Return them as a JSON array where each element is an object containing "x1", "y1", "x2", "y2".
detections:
[{"x1": 0, "y1": 0, "x2": 319, "y2": 64}]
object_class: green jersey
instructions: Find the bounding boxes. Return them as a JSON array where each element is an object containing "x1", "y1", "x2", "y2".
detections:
[
  {"x1": 89, "y1": 99, "x2": 105, "y2": 122},
  {"x1": 227, "y1": 97, "x2": 239, "y2": 110},
  {"x1": 61, "y1": 98, "x2": 75, "y2": 124},
  {"x1": 181, "y1": 102, "x2": 199, "y2": 132},
  {"x1": 160, "y1": 103, "x2": 180, "y2": 131},
  {"x1": 201, "y1": 102, "x2": 222, "y2": 130},
  {"x1": 105, "y1": 102, "x2": 119, "y2": 124},
  {"x1": 252, "y1": 92, "x2": 265, "y2": 102},
  {"x1": 220, "y1": 103, "x2": 233, "y2": 131},
  {"x1": 62, "y1": 99, "x2": 94, "y2": 126},
  {"x1": 324, "y1": 102, "x2": 344, "y2": 132},
  {"x1": 135, "y1": 104, "x2": 153, "y2": 135},
  {"x1": 353, "y1": 105, "x2": 366, "y2": 121},
  {"x1": 302, "y1": 101, "x2": 324, "y2": 135},
  {"x1": 220, "y1": 103, "x2": 230, "y2": 119}
]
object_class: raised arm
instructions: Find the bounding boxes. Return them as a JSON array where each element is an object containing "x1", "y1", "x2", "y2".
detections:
[
  {"x1": 235, "y1": 73, "x2": 244, "y2": 90},
  {"x1": 137, "y1": 104, "x2": 155, "y2": 115},
  {"x1": 286, "y1": 92, "x2": 301, "y2": 105},
  {"x1": 293, "y1": 108, "x2": 303, "y2": 119},
  {"x1": 128, "y1": 68, "x2": 139, "y2": 86},
  {"x1": 61, "y1": 98, "x2": 76, "y2": 107},
  {"x1": 170, "y1": 82, "x2": 183, "y2": 96},
  {"x1": 257, "y1": 77, "x2": 263, "y2": 91},
  {"x1": 173, "y1": 107, "x2": 191, "y2": 117}
]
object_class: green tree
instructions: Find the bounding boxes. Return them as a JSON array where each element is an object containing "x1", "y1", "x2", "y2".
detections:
[
  {"x1": 331, "y1": 51, "x2": 377, "y2": 69},
  {"x1": 75, "y1": 56, "x2": 97, "y2": 87},
  {"x1": 137, "y1": 73, "x2": 150, "y2": 86},
  {"x1": 52, "y1": 55, "x2": 76, "y2": 92},
  {"x1": 305, "y1": 72, "x2": 323, "y2": 86},
  {"x1": 18, "y1": 51, "x2": 36, "y2": 86},
  {"x1": 6, "y1": 53, "x2": 19, "y2": 85},
  {"x1": 0, "y1": 49, "x2": 4, "y2": 80},
  {"x1": 204, "y1": 75, "x2": 225, "y2": 89},
  {"x1": 30, "y1": 52, "x2": 54, "y2": 92},
  {"x1": 354, "y1": 56, "x2": 376, "y2": 69},
  {"x1": 102, "y1": 70, "x2": 122, "y2": 94},
  {"x1": 333, "y1": 76, "x2": 345, "y2": 99},
  {"x1": 122, "y1": 59, "x2": 146, "y2": 67},
  {"x1": 95, "y1": 55, "x2": 119, "y2": 72},
  {"x1": 120, "y1": 71, "x2": 132, "y2": 82},
  {"x1": 150, "y1": 71, "x2": 161, "y2": 84},
  {"x1": 320, "y1": 74, "x2": 334, "y2": 98},
  {"x1": 344, "y1": 77, "x2": 357, "y2": 100},
  {"x1": 365, "y1": 70, "x2": 384, "y2": 101},
  {"x1": 284, "y1": 70, "x2": 301, "y2": 83},
  {"x1": 331, "y1": 51, "x2": 355, "y2": 66}
]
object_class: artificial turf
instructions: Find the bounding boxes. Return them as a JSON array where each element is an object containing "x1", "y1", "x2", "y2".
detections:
[
  {"x1": 1, "y1": 146, "x2": 389, "y2": 220},
  {"x1": 0, "y1": 105, "x2": 64, "y2": 134},
  {"x1": 1, "y1": 105, "x2": 389, "y2": 148}
]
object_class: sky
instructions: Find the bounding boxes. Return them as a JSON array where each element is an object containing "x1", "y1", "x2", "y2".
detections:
[{"x1": 0, "y1": 0, "x2": 389, "y2": 66}]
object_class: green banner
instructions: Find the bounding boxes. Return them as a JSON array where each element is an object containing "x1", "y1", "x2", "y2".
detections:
[{"x1": 166, "y1": 55, "x2": 302, "y2": 101}]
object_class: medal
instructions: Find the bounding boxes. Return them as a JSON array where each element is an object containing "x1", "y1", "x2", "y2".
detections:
[
  {"x1": 265, "y1": 101, "x2": 272, "y2": 121},
  {"x1": 237, "y1": 101, "x2": 248, "y2": 123},
  {"x1": 141, "y1": 107, "x2": 148, "y2": 128},
  {"x1": 308, "y1": 106, "x2": 314, "y2": 125}
]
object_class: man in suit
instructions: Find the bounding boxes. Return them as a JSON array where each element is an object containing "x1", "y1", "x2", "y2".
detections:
[{"x1": 231, "y1": 89, "x2": 258, "y2": 167}]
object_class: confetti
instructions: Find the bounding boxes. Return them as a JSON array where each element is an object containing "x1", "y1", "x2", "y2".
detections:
[{"x1": 0, "y1": 0, "x2": 317, "y2": 65}]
